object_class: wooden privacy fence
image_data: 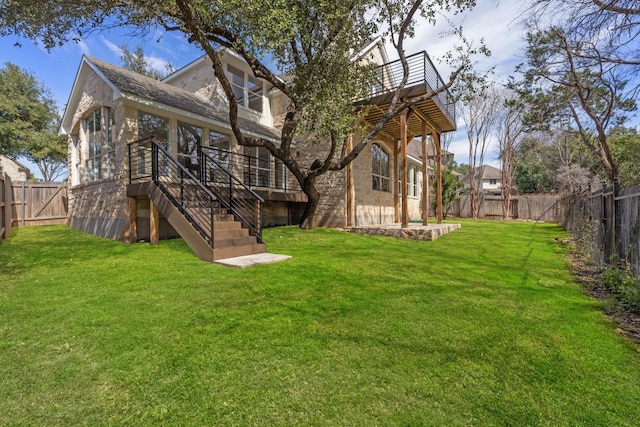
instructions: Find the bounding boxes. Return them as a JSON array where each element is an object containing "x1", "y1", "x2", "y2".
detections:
[
  {"x1": 563, "y1": 182, "x2": 640, "y2": 276},
  {"x1": 0, "y1": 173, "x2": 13, "y2": 243},
  {"x1": 0, "y1": 174, "x2": 68, "y2": 242},
  {"x1": 454, "y1": 194, "x2": 567, "y2": 222}
]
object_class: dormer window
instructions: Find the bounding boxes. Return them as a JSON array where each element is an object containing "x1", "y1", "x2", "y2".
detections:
[{"x1": 227, "y1": 64, "x2": 264, "y2": 114}]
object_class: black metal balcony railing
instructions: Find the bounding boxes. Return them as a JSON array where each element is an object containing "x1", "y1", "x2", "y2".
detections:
[
  {"x1": 371, "y1": 51, "x2": 455, "y2": 121},
  {"x1": 199, "y1": 149, "x2": 264, "y2": 240},
  {"x1": 201, "y1": 146, "x2": 289, "y2": 192},
  {"x1": 128, "y1": 136, "x2": 263, "y2": 245}
]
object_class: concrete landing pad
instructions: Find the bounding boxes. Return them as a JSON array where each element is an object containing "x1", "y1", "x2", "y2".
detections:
[{"x1": 215, "y1": 253, "x2": 292, "y2": 268}]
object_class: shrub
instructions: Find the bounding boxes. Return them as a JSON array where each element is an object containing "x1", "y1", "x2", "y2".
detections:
[{"x1": 602, "y1": 268, "x2": 640, "y2": 313}]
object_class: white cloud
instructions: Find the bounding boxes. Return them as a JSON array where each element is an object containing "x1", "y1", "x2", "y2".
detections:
[
  {"x1": 101, "y1": 36, "x2": 123, "y2": 57},
  {"x1": 146, "y1": 55, "x2": 170, "y2": 74},
  {"x1": 76, "y1": 39, "x2": 91, "y2": 56}
]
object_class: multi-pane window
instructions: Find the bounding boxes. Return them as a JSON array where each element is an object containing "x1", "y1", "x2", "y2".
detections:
[
  {"x1": 84, "y1": 107, "x2": 116, "y2": 182},
  {"x1": 177, "y1": 122, "x2": 202, "y2": 176},
  {"x1": 105, "y1": 108, "x2": 116, "y2": 178},
  {"x1": 372, "y1": 143, "x2": 390, "y2": 192},
  {"x1": 227, "y1": 64, "x2": 264, "y2": 113},
  {"x1": 409, "y1": 166, "x2": 418, "y2": 197},
  {"x1": 274, "y1": 158, "x2": 286, "y2": 190},
  {"x1": 209, "y1": 130, "x2": 231, "y2": 170},
  {"x1": 256, "y1": 147, "x2": 271, "y2": 187},
  {"x1": 137, "y1": 111, "x2": 169, "y2": 176},
  {"x1": 138, "y1": 111, "x2": 169, "y2": 144},
  {"x1": 86, "y1": 109, "x2": 102, "y2": 181},
  {"x1": 243, "y1": 146, "x2": 271, "y2": 187}
]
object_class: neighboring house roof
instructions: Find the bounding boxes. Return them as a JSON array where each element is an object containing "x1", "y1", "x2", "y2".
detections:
[
  {"x1": 406, "y1": 138, "x2": 454, "y2": 162},
  {"x1": 461, "y1": 165, "x2": 503, "y2": 184},
  {"x1": 60, "y1": 55, "x2": 281, "y2": 142}
]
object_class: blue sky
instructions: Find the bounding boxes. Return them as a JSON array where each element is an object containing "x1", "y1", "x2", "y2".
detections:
[{"x1": 0, "y1": 0, "x2": 527, "y2": 179}]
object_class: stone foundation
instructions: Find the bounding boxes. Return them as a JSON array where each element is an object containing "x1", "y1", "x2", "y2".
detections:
[{"x1": 343, "y1": 223, "x2": 461, "y2": 241}]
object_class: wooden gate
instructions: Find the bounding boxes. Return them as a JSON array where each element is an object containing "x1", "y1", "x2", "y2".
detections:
[{"x1": 11, "y1": 181, "x2": 68, "y2": 227}]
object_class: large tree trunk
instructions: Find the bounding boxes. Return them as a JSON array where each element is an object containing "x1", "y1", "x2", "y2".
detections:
[{"x1": 299, "y1": 176, "x2": 320, "y2": 230}]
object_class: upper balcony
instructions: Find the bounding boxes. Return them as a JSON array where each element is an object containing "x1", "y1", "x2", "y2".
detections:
[{"x1": 358, "y1": 51, "x2": 457, "y2": 136}]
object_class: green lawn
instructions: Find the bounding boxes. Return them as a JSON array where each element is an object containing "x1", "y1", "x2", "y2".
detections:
[{"x1": 1, "y1": 220, "x2": 639, "y2": 425}]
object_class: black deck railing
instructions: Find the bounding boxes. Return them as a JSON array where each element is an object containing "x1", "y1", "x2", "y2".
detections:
[
  {"x1": 128, "y1": 136, "x2": 263, "y2": 245},
  {"x1": 200, "y1": 149, "x2": 264, "y2": 242},
  {"x1": 371, "y1": 51, "x2": 455, "y2": 121},
  {"x1": 201, "y1": 146, "x2": 288, "y2": 192}
]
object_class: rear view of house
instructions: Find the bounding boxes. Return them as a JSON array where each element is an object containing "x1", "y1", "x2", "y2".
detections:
[{"x1": 59, "y1": 41, "x2": 456, "y2": 261}]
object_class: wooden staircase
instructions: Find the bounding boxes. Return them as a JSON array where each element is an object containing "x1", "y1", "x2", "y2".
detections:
[
  {"x1": 128, "y1": 181, "x2": 265, "y2": 263},
  {"x1": 128, "y1": 137, "x2": 266, "y2": 263}
]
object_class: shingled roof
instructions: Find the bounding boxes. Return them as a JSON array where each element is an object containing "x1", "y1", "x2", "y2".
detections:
[{"x1": 87, "y1": 56, "x2": 281, "y2": 141}]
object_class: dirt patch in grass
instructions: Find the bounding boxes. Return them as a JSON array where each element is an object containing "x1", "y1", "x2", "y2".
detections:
[{"x1": 567, "y1": 241, "x2": 640, "y2": 346}]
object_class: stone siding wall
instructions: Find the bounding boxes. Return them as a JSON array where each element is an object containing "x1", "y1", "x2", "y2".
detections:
[
  {"x1": 166, "y1": 59, "x2": 225, "y2": 109},
  {"x1": 352, "y1": 138, "x2": 396, "y2": 225},
  {"x1": 294, "y1": 141, "x2": 347, "y2": 227},
  {"x1": 68, "y1": 179, "x2": 131, "y2": 240},
  {"x1": 66, "y1": 68, "x2": 135, "y2": 241}
]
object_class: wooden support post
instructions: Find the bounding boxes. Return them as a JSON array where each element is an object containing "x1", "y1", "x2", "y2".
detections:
[
  {"x1": 393, "y1": 140, "x2": 399, "y2": 223},
  {"x1": 345, "y1": 135, "x2": 355, "y2": 227},
  {"x1": 421, "y1": 121, "x2": 429, "y2": 226},
  {"x1": 150, "y1": 200, "x2": 159, "y2": 245},
  {"x1": 400, "y1": 111, "x2": 409, "y2": 228},
  {"x1": 126, "y1": 197, "x2": 138, "y2": 243},
  {"x1": 432, "y1": 130, "x2": 443, "y2": 224}
]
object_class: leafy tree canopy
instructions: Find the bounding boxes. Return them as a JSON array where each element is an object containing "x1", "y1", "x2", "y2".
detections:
[
  {"x1": 0, "y1": 62, "x2": 66, "y2": 180},
  {"x1": 609, "y1": 126, "x2": 640, "y2": 189}
]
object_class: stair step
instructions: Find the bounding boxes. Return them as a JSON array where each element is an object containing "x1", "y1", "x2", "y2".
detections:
[
  {"x1": 214, "y1": 243, "x2": 267, "y2": 260},
  {"x1": 214, "y1": 220, "x2": 243, "y2": 230},
  {"x1": 214, "y1": 235, "x2": 258, "y2": 248},
  {"x1": 215, "y1": 227, "x2": 250, "y2": 239}
]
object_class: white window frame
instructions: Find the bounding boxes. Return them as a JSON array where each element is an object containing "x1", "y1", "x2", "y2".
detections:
[
  {"x1": 226, "y1": 63, "x2": 264, "y2": 114},
  {"x1": 83, "y1": 106, "x2": 116, "y2": 183}
]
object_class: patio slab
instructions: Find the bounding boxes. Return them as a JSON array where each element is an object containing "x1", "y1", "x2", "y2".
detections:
[{"x1": 343, "y1": 223, "x2": 461, "y2": 241}]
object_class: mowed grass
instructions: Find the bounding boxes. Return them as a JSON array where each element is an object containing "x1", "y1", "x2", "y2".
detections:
[{"x1": 1, "y1": 220, "x2": 639, "y2": 425}]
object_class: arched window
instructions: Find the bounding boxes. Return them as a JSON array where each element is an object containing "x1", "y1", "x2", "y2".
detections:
[{"x1": 372, "y1": 143, "x2": 390, "y2": 192}]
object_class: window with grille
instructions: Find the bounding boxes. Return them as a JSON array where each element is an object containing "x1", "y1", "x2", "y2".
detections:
[{"x1": 372, "y1": 143, "x2": 390, "y2": 192}]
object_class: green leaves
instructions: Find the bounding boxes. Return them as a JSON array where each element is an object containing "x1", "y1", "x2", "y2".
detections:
[
  {"x1": 0, "y1": 62, "x2": 65, "y2": 180},
  {"x1": 0, "y1": 62, "x2": 59, "y2": 157}
]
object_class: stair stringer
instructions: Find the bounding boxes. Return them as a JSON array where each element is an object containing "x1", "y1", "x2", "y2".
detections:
[{"x1": 131, "y1": 182, "x2": 216, "y2": 262}]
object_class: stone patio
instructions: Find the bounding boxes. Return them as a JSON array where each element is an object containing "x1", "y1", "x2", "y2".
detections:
[{"x1": 343, "y1": 223, "x2": 461, "y2": 241}]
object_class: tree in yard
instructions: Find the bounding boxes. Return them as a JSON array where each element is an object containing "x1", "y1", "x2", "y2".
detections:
[
  {"x1": 0, "y1": 62, "x2": 65, "y2": 180},
  {"x1": 518, "y1": 1, "x2": 639, "y2": 185},
  {"x1": 608, "y1": 126, "x2": 640, "y2": 189},
  {"x1": 459, "y1": 85, "x2": 502, "y2": 219},
  {"x1": 495, "y1": 90, "x2": 525, "y2": 220},
  {"x1": 431, "y1": 163, "x2": 464, "y2": 220},
  {"x1": 0, "y1": 0, "x2": 485, "y2": 228}
]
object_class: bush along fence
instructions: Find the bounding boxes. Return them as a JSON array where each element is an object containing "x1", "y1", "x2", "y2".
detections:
[
  {"x1": 563, "y1": 181, "x2": 640, "y2": 277},
  {"x1": 0, "y1": 173, "x2": 68, "y2": 243}
]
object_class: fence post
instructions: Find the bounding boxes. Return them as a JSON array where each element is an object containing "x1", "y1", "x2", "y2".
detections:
[
  {"x1": 612, "y1": 178, "x2": 620, "y2": 267},
  {"x1": 5, "y1": 174, "x2": 12, "y2": 237}
]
